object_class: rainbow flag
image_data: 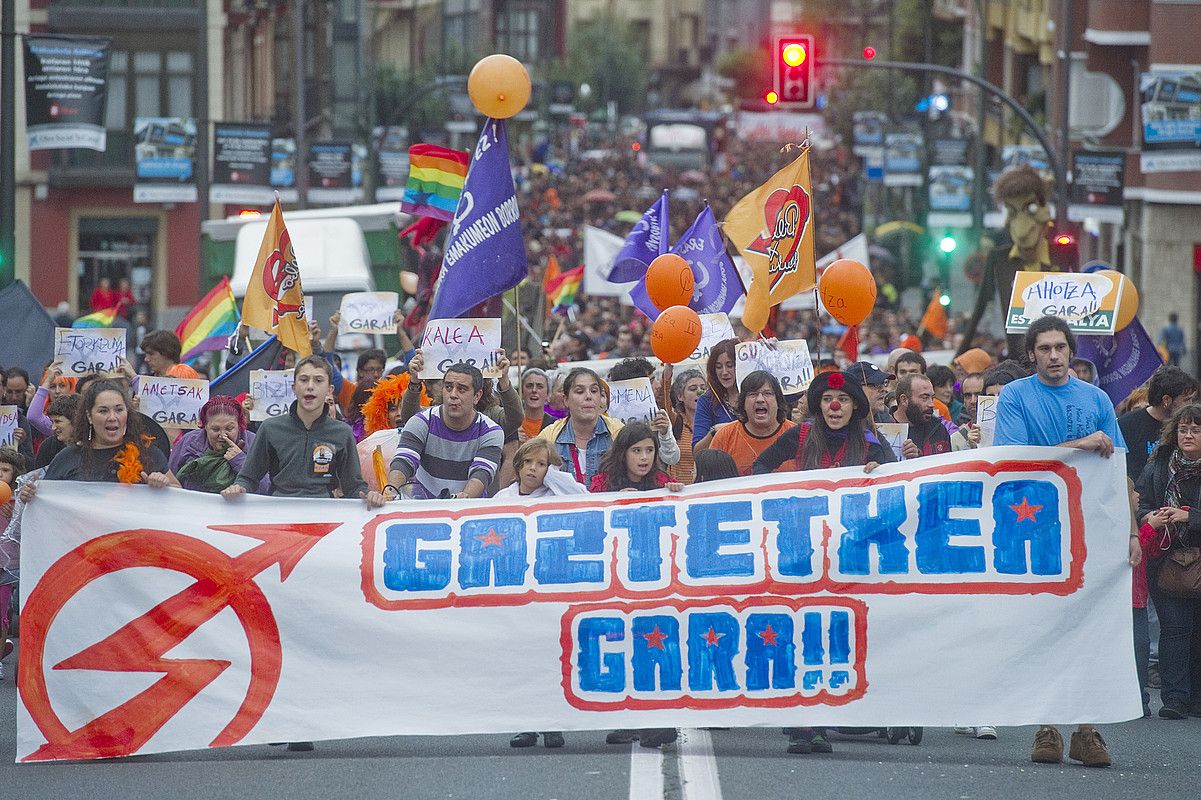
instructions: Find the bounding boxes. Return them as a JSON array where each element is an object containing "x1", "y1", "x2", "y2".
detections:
[
  {"x1": 546, "y1": 265, "x2": 584, "y2": 311},
  {"x1": 400, "y1": 144, "x2": 470, "y2": 222},
  {"x1": 72, "y1": 307, "x2": 118, "y2": 328},
  {"x1": 176, "y1": 276, "x2": 240, "y2": 362}
]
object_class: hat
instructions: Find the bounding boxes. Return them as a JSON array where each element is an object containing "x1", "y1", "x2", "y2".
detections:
[
  {"x1": 953, "y1": 347, "x2": 992, "y2": 375},
  {"x1": 846, "y1": 361, "x2": 889, "y2": 386},
  {"x1": 807, "y1": 370, "x2": 871, "y2": 423}
]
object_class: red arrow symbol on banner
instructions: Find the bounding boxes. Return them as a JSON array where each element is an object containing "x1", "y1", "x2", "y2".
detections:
[{"x1": 24, "y1": 523, "x2": 339, "y2": 761}]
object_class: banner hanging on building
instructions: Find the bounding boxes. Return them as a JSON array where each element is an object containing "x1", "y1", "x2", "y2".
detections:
[
  {"x1": 1069, "y1": 151, "x2": 1126, "y2": 224},
  {"x1": 1139, "y1": 72, "x2": 1201, "y2": 172},
  {"x1": 211, "y1": 123, "x2": 274, "y2": 204},
  {"x1": 23, "y1": 34, "x2": 112, "y2": 152},
  {"x1": 307, "y1": 141, "x2": 365, "y2": 204},
  {"x1": 17, "y1": 448, "x2": 1140, "y2": 762},
  {"x1": 133, "y1": 117, "x2": 198, "y2": 203}
]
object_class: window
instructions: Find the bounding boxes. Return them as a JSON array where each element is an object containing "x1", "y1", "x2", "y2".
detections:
[{"x1": 496, "y1": 2, "x2": 543, "y2": 63}]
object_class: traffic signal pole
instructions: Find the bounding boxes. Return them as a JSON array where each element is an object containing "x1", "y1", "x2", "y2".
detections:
[
  {"x1": 0, "y1": 0, "x2": 15, "y2": 290},
  {"x1": 819, "y1": 57, "x2": 1066, "y2": 221}
]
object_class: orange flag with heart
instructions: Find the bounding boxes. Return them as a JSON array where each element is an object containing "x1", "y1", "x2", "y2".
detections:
[
  {"x1": 241, "y1": 199, "x2": 311, "y2": 357},
  {"x1": 723, "y1": 146, "x2": 817, "y2": 334}
]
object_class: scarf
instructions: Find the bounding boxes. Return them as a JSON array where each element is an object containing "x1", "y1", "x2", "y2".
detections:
[
  {"x1": 795, "y1": 423, "x2": 851, "y2": 470},
  {"x1": 1164, "y1": 448, "x2": 1201, "y2": 545},
  {"x1": 176, "y1": 450, "x2": 238, "y2": 493}
]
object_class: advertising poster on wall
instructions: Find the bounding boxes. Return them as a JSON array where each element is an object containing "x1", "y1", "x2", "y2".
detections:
[{"x1": 133, "y1": 117, "x2": 198, "y2": 203}]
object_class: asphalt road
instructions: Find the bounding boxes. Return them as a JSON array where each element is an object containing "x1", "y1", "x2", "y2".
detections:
[{"x1": 3, "y1": 640, "x2": 1200, "y2": 800}]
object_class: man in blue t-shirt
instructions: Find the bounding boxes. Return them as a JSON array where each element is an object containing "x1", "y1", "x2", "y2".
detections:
[{"x1": 994, "y1": 315, "x2": 1142, "y2": 769}]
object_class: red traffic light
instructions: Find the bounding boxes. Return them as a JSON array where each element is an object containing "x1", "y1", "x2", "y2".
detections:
[
  {"x1": 1054, "y1": 233, "x2": 1074, "y2": 247},
  {"x1": 863, "y1": 46, "x2": 876, "y2": 59},
  {"x1": 773, "y1": 34, "x2": 815, "y2": 109},
  {"x1": 764, "y1": 90, "x2": 779, "y2": 105}
]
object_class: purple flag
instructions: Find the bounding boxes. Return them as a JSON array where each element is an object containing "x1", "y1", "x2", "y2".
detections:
[
  {"x1": 608, "y1": 191, "x2": 668, "y2": 283},
  {"x1": 429, "y1": 119, "x2": 528, "y2": 320},
  {"x1": 1075, "y1": 317, "x2": 1164, "y2": 405},
  {"x1": 630, "y1": 206, "x2": 743, "y2": 320}
]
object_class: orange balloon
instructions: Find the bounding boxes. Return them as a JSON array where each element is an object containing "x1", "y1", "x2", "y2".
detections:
[
  {"x1": 819, "y1": 259, "x2": 876, "y2": 326},
  {"x1": 1098, "y1": 270, "x2": 1139, "y2": 331},
  {"x1": 645, "y1": 253, "x2": 695, "y2": 311},
  {"x1": 651, "y1": 305, "x2": 704, "y2": 364},
  {"x1": 0, "y1": 480, "x2": 10, "y2": 506},
  {"x1": 741, "y1": 279, "x2": 770, "y2": 335},
  {"x1": 467, "y1": 54, "x2": 531, "y2": 119}
]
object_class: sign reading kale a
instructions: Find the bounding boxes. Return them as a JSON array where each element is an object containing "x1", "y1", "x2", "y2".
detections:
[{"x1": 23, "y1": 34, "x2": 112, "y2": 152}]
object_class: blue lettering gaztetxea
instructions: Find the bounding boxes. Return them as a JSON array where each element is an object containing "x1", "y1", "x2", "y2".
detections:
[{"x1": 429, "y1": 120, "x2": 528, "y2": 320}]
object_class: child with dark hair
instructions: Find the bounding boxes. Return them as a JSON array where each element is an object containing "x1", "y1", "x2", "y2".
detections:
[
  {"x1": 693, "y1": 448, "x2": 739, "y2": 483},
  {"x1": 589, "y1": 422, "x2": 684, "y2": 493}
]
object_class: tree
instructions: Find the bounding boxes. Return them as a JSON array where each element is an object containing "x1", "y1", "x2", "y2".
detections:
[{"x1": 565, "y1": 16, "x2": 649, "y2": 115}]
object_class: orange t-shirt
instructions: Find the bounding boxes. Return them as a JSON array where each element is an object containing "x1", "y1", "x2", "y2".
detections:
[
  {"x1": 166, "y1": 363, "x2": 204, "y2": 380},
  {"x1": 709, "y1": 420, "x2": 796, "y2": 477},
  {"x1": 521, "y1": 415, "x2": 544, "y2": 440}
]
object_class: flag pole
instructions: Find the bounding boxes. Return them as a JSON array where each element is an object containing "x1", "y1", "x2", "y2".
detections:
[{"x1": 513, "y1": 284, "x2": 524, "y2": 381}]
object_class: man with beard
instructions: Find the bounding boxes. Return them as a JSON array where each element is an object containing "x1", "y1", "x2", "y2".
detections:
[
  {"x1": 958, "y1": 372, "x2": 985, "y2": 426},
  {"x1": 892, "y1": 374, "x2": 950, "y2": 459}
]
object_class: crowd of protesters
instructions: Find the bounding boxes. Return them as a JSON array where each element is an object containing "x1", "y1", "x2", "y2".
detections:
[
  {"x1": 0, "y1": 137, "x2": 1194, "y2": 766},
  {"x1": 1, "y1": 305, "x2": 1197, "y2": 764}
]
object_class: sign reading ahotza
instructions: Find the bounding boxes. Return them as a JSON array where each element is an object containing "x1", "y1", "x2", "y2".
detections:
[{"x1": 1006, "y1": 271, "x2": 1124, "y2": 335}]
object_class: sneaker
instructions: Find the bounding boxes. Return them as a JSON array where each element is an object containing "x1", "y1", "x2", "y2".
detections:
[
  {"x1": 1068, "y1": 729, "x2": 1111, "y2": 768},
  {"x1": 510, "y1": 732, "x2": 538, "y2": 748},
  {"x1": 809, "y1": 733, "x2": 833, "y2": 753},
  {"x1": 786, "y1": 734, "x2": 813, "y2": 754},
  {"x1": 1159, "y1": 704, "x2": 1188, "y2": 720},
  {"x1": 286, "y1": 741, "x2": 315, "y2": 752},
  {"x1": 1, "y1": 638, "x2": 12, "y2": 659},
  {"x1": 974, "y1": 726, "x2": 998, "y2": 740},
  {"x1": 1030, "y1": 726, "x2": 1063, "y2": 764},
  {"x1": 606, "y1": 730, "x2": 638, "y2": 745},
  {"x1": 542, "y1": 732, "x2": 565, "y2": 748},
  {"x1": 953, "y1": 726, "x2": 974, "y2": 735}
]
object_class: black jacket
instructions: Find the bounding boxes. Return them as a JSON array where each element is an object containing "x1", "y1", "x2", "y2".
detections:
[{"x1": 1136, "y1": 452, "x2": 1201, "y2": 548}]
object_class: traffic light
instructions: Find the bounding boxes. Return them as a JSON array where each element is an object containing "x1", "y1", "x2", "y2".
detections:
[
  {"x1": 764, "y1": 90, "x2": 779, "y2": 105},
  {"x1": 774, "y1": 34, "x2": 815, "y2": 109},
  {"x1": 1049, "y1": 230, "x2": 1079, "y2": 270},
  {"x1": 939, "y1": 234, "x2": 957, "y2": 254}
]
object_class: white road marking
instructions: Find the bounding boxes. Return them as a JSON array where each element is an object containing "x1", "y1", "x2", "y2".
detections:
[
  {"x1": 628, "y1": 740, "x2": 664, "y2": 800},
  {"x1": 678, "y1": 728, "x2": 723, "y2": 800}
]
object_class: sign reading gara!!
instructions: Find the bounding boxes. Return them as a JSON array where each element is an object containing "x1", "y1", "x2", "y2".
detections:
[{"x1": 18, "y1": 448, "x2": 1141, "y2": 762}]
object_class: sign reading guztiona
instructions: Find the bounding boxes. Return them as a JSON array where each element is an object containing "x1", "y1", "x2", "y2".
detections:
[{"x1": 16, "y1": 447, "x2": 1141, "y2": 762}]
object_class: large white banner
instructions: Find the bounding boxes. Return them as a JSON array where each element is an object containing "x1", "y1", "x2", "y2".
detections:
[{"x1": 16, "y1": 448, "x2": 1140, "y2": 762}]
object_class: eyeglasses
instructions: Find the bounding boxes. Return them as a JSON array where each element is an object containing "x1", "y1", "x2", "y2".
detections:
[{"x1": 1179, "y1": 426, "x2": 1201, "y2": 437}]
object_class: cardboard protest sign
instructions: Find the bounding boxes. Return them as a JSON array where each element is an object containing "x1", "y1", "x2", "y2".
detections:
[
  {"x1": 1006, "y1": 271, "x2": 1124, "y2": 335},
  {"x1": 875, "y1": 422, "x2": 909, "y2": 461},
  {"x1": 976, "y1": 395, "x2": 998, "y2": 447},
  {"x1": 606, "y1": 377, "x2": 658, "y2": 424},
  {"x1": 419, "y1": 318, "x2": 502, "y2": 379},
  {"x1": 683, "y1": 313, "x2": 737, "y2": 365},
  {"x1": 0, "y1": 405, "x2": 17, "y2": 448},
  {"x1": 136, "y1": 376, "x2": 209, "y2": 429},
  {"x1": 18, "y1": 448, "x2": 1141, "y2": 762},
  {"x1": 54, "y1": 327, "x2": 126, "y2": 376},
  {"x1": 735, "y1": 339, "x2": 814, "y2": 394},
  {"x1": 338, "y1": 292, "x2": 400, "y2": 334},
  {"x1": 249, "y1": 369, "x2": 296, "y2": 421}
]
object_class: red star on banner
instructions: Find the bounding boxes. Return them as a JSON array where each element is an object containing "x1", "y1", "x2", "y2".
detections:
[
  {"x1": 475, "y1": 528, "x2": 507, "y2": 547},
  {"x1": 702, "y1": 626, "x2": 725, "y2": 646},
  {"x1": 1010, "y1": 497, "x2": 1043, "y2": 523},
  {"x1": 758, "y1": 624, "x2": 779, "y2": 646},
  {"x1": 642, "y1": 625, "x2": 669, "y2": 650}
]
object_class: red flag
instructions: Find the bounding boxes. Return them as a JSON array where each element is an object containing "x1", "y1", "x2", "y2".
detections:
[
  {"x1": 919, "y1": 290, "x2": 949, "y2": 340},
  {"x1": 837, "y1": 325, "x2": 860, "y2": 362}
]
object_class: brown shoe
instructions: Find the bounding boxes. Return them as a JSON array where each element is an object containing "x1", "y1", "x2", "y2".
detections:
[
  {"x1": 1030, "y1": 726, "x2": 1063, "y2": 763},
  {"x1": 1069, "y1": 729, "x2": 1111, "y2": 767}
]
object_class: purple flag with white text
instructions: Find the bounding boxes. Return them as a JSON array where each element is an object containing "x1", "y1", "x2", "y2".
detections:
[
  {"x1": 608, "y1": 191, "x2": 668, "y2": 283},
  {"x1": 429, "y1": 119, "x2": 528, "y2": 320},
  {"x1": 1075, "y1": 317, "x2": 1164, "y2": 405},
  {"x1": 631, "y1": 206, "x2": 743, "y2": 320}
]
